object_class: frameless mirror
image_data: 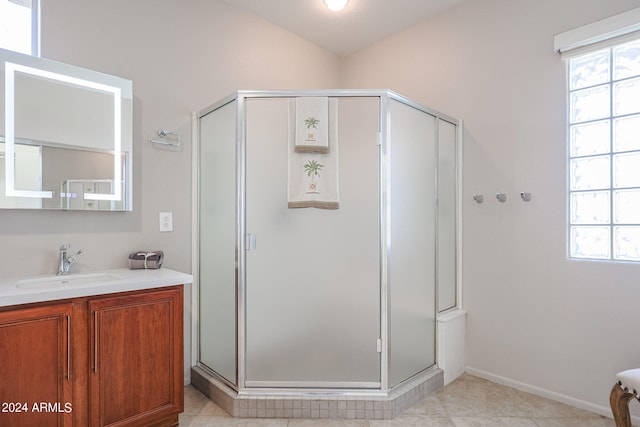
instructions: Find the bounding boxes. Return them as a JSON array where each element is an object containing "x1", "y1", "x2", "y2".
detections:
[{"x1": 0, "y1": 47, "x2": 132, "y2": 211}]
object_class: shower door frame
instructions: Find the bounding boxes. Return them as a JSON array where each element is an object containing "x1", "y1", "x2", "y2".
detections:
[{"x1": 193, "y1": 89, "x2": 460, "y2": 395}]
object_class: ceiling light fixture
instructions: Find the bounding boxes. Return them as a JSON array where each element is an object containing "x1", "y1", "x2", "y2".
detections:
[{"x1": 323, "y1": 0, "x2": 350, "y2": 12}]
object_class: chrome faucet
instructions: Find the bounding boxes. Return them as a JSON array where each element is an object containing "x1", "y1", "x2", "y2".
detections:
[{"x1": 57, "y1": 244, "x2": 83, "y2": 275}]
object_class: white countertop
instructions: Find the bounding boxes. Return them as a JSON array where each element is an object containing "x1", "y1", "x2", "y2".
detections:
[{"x1": 0, "y1": 268, "x2": 193, "y2": 307}]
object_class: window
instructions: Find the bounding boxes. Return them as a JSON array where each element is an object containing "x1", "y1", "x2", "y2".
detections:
[
  {"x1": 0, "y1": 0, "x2": 38, "y2": 55},
  {"x1": 568, "y1": 38, "x2": 640, "y2": 261}
]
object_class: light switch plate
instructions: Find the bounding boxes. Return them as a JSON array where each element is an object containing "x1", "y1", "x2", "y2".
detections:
[{"x1": 159, "y1": 212, "x2": 173, "y2": 232}]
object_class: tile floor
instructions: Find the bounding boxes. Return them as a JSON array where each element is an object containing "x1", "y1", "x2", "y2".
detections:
[{"x1": 179, "y1": 373, "x2": 617, "y2": 426}]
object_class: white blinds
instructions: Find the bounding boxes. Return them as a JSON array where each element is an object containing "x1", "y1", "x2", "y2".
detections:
[{"x1": 554, "y1": 7, "x2": 640, "y2": 57}]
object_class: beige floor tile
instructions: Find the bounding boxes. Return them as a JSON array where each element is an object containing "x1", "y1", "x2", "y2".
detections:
[
  {"x1": 183, "y1": 386, "x2": 231, "y2": 417},
  {"x1": 530, "y1": 417, "x2": 616, "y2": 426},
  {"x1": 436, "y1": 377, "x2": 524, "y2": 417},
  {"x1": 435, "y1": 374, "x2": 604, "y2": 420},
  {"x1": 512, "y1": 392, "x2": 605, "y2": 419},
  {"x1": 451, "y1": 417, "x2": 538, "y2": 426},
  {"x1": 370, "y1": 415, "x2": 455, "y2": 426},
  {"x1": 178, "y1": 414, "x2": 217, "y2": 426},
  {"x1": 287, "y1": 420, "x2": 370, "y2": 427},
  {"x1": 204, "y1": 418, "x2": 289, "y2": 427},
  {"x1": 403, "y1": 392, "x2": 448, "y2": 416}
]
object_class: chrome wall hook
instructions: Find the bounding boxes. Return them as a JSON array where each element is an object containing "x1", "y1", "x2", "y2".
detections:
[
  {"x1": 496, "y1": 193, "x2": 507, "y2": 203},
  {"x1": 473, "y1": 194, "x2": 484, "y2": 203},
  {"x1": 520, "y1": 192, "x2": 532, "y2": 202},
  {"x1": 149, "y1": 129, "x2": 181, "y2": 147}
]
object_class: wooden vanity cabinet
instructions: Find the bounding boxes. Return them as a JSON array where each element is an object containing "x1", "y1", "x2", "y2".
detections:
[
  {"x1": 88, "y1": 287, "x2": 184, "y2": 427},
  {"x1": 0, "y1": 285, "x2": 184, "y2": 427},
  {"x1": 0, "y1": 302, "x2": 73, "y2": 427}
]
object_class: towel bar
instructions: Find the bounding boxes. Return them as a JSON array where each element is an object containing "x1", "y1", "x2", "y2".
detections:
[{"x1": 149, "y1": 130, "x2": 181, "y2": 147}]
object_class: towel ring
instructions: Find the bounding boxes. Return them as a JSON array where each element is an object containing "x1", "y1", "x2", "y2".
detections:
[{"x1": 149, "y1": 130, "x2": 181, "y2": 147}]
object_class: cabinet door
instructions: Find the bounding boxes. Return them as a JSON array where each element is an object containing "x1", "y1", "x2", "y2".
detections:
[
  {"x1": 0, "y1": 303, "x2": 73, "y2": 427},
  {"x1": 89, "y1": 287, "x2": 183, "y2": 427}
]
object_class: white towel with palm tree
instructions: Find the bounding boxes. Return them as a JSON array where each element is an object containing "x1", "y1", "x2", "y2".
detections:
[
  {"x1": 295, "y1": 97, "x2": 329, "y2": 154},
  {"x1": 288, "y1": 98, "x2": 339, "y2": 209}
]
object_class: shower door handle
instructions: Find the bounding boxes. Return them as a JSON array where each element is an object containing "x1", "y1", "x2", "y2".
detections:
[{"x1": 245, "y1": 234, "x2": 256, "y2": 251}]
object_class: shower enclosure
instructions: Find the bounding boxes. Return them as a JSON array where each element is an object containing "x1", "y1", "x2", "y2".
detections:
[{"x1": 193, "y1": 90, "x2": 459, "y2": 417}]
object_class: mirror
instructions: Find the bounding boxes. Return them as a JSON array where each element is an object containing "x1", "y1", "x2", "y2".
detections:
[{"x1": 0, "y1": 47, "x2": 132, "y2": 211}]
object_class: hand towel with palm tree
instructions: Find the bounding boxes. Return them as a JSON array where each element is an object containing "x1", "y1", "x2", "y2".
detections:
[{"x1": 295, "y1": 97, "x2": 330, "y2": 154}]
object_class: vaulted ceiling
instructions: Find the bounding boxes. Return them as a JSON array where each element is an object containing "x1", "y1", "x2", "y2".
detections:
[{"x1": 224, "y1": 0, "x2": 465, "y2": 56}]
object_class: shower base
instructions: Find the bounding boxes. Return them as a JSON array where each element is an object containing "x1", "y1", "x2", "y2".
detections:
[{"x1": 190, "y1": 366, "x2": 444, "y2": 420}]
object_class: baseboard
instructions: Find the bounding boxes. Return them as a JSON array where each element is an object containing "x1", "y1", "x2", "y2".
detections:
[{"x1": 465, "y1": 366, "x2": 636, "y2": 424}]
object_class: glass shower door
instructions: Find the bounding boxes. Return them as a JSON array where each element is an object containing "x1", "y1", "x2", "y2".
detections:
[
  {"x1": 244, "y1": 96, "x2": 381, "y2": 388},
  {"x1": 198, "y1": 100, "x2": 238, "y2": 386},
  {"x1": 387, "y1": 99, "x2": 437, "y2": 387}
]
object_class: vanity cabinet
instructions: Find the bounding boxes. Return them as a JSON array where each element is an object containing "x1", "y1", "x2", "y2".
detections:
[
  {"x1": 88, "y1": 287, "x2": 183, "y2": 427},
  {"x1": 0, "y1": 302, "x2": 73, "y2": 427},
  {"x1": 0, "y1": 285, "x2": 184, "y2": 427}
]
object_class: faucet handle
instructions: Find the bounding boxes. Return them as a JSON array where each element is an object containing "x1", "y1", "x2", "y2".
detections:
[
  {"x1": 68, "y1": 249, "x2": 83, "y2": 264},
  {"x1": 59, "y1": 243, "x2": 70, "y2": 251}
]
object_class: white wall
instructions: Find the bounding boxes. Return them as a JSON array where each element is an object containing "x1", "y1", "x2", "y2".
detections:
[
  {"x1": 341, "y1": 0, "x2": 640, "y2": 417},
  {"x1": 0, "y1": 0, "x2": 341, "y2": 275}
]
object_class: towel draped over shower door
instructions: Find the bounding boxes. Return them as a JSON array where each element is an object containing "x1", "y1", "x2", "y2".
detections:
[{"x1": 288, "y1": 97, "x2": 340, "y2": 209}]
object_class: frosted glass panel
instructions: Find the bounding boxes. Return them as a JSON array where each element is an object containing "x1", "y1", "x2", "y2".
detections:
[
  {"x1": 570, "y1": 85, "x2": 610, "y2": 123},
  {"x1": 245, "y1": 97, "x2": 380, "y2": 386},
  {"x1": 570, "y1": 156, "x2": 610, "y2": 190},
  {"x1": 614, "y1": 189, "x2": 640, "y2": 223},
  {"x1": 570, "y1": 191, "x2": 610, "y2": 224},
  {"x1": 570, "y1": 226, "x2": 611, "y2": 259},
  {"x1": 614, "y1": 152, "x2": 640, "y2": 187},
  {"x1": 570, "y1": 121, "x2": 610, "y2": 157},
  {"x1": 614, "y1": 115, "x2": 640, "y2": 152},
  {"x1": 198, "y1": 101, "x2": 237, "y2": 385},
  {"x1": 614, "y1": 77, "x2": 640, "y2": 116},
  {"x1": 614, "y1": 39, "x2": 640, "y2": 80},
  {"x1": 614, "y1": 226, "x2": 640, "y2": 261},
  {"x1": 388, "y1": 100, "x2": 437, "y2": 387},
  {"x1": 437, "y1": 119, "x2": 457, "y2": 312},
  {"x1": 570, "y1": 50, "x2": 609, "y2": 90}
]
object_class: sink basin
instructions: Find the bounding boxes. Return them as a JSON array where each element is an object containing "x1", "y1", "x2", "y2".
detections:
[{"x1": 16, "y1": 272, "x2": 121, "y2": 289}]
